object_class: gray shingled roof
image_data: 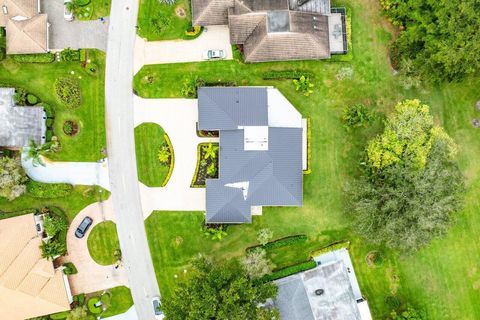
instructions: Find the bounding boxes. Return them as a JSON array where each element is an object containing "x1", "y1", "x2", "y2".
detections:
[
  {"x1": 199, "y1": 87, "x2": 303, "y2": 224},
  {"x1": 0, "y1": 88, "x2": 46, "y2": 148}
]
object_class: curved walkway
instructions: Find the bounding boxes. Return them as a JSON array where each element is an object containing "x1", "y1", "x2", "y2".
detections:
[
  {"x1": 21, "y1": 155, "x2": 110, "y2": 190},
  {"x1": 59, "y1": 198, "x2": 128, "y2": 295},
  {"x1": 133, "y1": 96, "x2": 218, "y2": 218}
]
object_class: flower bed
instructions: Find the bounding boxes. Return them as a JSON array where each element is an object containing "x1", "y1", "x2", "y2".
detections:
[{"x1": 191, "y1": 143, "x2": 219, "y2": 187}]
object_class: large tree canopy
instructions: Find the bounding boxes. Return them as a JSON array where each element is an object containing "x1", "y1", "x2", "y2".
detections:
[
  {"x1": 381, "y1": 0, "x2": 480, "y2": 82},
  {"x1": 348, "y1": 100, "x2": 464, "y2": 251},
  {"x1": 161, "y1": 257, "x2": 279, "y2": 320},
  {"x1": 0, "y1": 156, "x2": 28, "y2": 201}
]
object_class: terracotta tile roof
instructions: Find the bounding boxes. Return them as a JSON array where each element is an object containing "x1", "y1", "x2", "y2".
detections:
[
  {"x1": 192, "y1": 0, "x2": 234, "y2": 26},
  {"x1": 6, "y1": 13, "x2": 48, "y2": 54},
  {"x1": 0, "y1": 214, "x2": 71, "y2": 320},
  {"x1": 0, "y1": 0, "x2": 38, "y2": 27}
]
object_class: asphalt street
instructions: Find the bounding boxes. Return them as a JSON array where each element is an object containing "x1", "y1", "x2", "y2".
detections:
[{"x1": 105, "y1": 1, "x2": 160, "y2": 319}]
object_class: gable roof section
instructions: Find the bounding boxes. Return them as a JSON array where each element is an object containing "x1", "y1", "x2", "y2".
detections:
[
  {"x1": 228, "y1": 10, "x2": 266, "y2": 43},
  {"x1": 0, "y1": 214, "x2": 70, "y2": 320},
  {"x1": 0, "y1": 0, "x2": 38, "y2": 27},
  {"x1": 198, "y1": 87, "x2": 268, "y2": 130},
  {"x1": 6, "y1": 13, "x2": 48, "y2": 54},
  {"x1": 192, "y1": 0, "x2": 234, "y2": 26}
]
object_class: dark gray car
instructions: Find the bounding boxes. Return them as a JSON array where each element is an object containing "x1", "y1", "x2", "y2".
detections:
[{"x1": 75, "y1": 216, "x2": 93, "y2": 238}]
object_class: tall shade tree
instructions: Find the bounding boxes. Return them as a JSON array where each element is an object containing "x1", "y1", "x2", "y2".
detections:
[
  {"x1": 347, "y1": 100, "x2": 464, "y2": 251},
  {"x1": 0, "y1": 156, "x2": 28, "y2": 200},
  {"x1": 162, "y1": 256, "x2": 279, "y2": 320}
]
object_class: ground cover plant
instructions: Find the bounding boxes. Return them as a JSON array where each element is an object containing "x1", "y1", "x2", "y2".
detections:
[
  {"x1": 191, "y1": 143, "x2": 218, "y2": 187},
  {"x1": 0, "y1": 50, "x2": 106, "y2": 162},
  {"x1": 141, "y1": 0, "x2": 480, "y2": 317},
  {"x1": 134, "y1": 123, "x2": 172, "y2": 187},
  {"x1": 87, "y1": 221, "x2": 121, "y2": 265}
]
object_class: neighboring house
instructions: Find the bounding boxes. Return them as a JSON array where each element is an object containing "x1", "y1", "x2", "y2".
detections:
[
  {"x1": 0, "y1": 214, "x2": 72, "y2": 320},
  {"x1": 0, "y1": 0, "x2": 49, "y2": 54},
  {"x1": 273, "y1": 248, "x2": 373, "y2": 320},
  {"x1": 0, "y1": 87, "x2": 46, "y2": 148},
  {"x1": 191, "y1": 0, "x2": 347, "y2": 62},
  {"x1": 197, "y1": 87, "x2": 307, "y2": 223}
]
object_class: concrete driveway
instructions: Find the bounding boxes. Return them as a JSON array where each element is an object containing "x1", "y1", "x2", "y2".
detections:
[
  {"x1": 133, "y1": 96, "x2": 217, "y2": 218},
  {"x1": 134, "y1": 25, "x2": 233, "y2": 73},
  {"x1": 42, "y1": 0, "x2": 108, "y2": 51},
  {"x1": 59, "y1": 198, "x2": 129, "y2": 295}
]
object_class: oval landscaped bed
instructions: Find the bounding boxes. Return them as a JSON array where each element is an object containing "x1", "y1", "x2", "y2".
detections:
[{"x1": 63, "y1": 120, "x2": 79, "y2": 136}]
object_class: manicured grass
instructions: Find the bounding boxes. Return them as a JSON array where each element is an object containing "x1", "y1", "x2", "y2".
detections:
[
  {"x1": 87, "y1": 221, "x2": 120, "y2": 265},
  {"x1": 100, "y1": 286, "x2": 134, "y2": 318},
  {"x1": 137, "y1": 0, "x2": 192, "y2": 41},
  {"x1": 134, "y1": 123, "x2": 171, "y2": 187},
  {"x1": 90, "y1": 0, "x2": 111, "y2": 19},
  {"x1": 0, "y1": 50, "x2": 106, "y2": 162},
  {"x1": 141, "y1": 0, "x2": 480, "y2": 318}
]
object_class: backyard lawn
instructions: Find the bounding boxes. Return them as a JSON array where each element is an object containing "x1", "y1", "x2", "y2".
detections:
[
  {"x1": 141, "y1": 0, "x2": 480, "y2": 318},
  {"x1": 137, "y1": 0, "x2": 193, "y2": 41},
  {"x1": 87, "y1": 221, "x2": 120, "y2": 265},
  {"x1": 134, "y1": 123, "x2": 172, "y2": 187},
  {"x1": 0, "y1": 50, "x2": 106, "y2": 162}
]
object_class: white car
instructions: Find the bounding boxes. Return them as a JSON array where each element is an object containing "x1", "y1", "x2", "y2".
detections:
[
  {"x1": 203, "y1": 49, "x2": 226, "y2": 60},
  {"x1": 152, "y1": 296, "x2": 164, "y2": 320},
  {"x1": 64, "y1": 0, "x2": 74, "y2": 21}
]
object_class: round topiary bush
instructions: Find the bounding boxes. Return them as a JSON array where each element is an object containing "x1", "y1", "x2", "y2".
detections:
[
  {"x1": 63, "y1": 120, "x2": 79, "y2": 136},
  {"x1": 87, "y1": 296, "x2": 102, "y2": 314},
  {"x1": 27, "y1": 94, "x2": 39, "y2": 105},
  {"x1": 54, "y1": 77, "x2": 81, "y2": 109}
]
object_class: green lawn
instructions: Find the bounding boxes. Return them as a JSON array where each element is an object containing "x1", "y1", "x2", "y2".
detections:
[
  {"x1": 90, "y1": 0, "x2": 111, "y2": 19},
  {"x1": 141, "y1": 0, "x2": 480, "y2": 318},
  {"x1": 137, "y1": 0, "x2": 192, "y2": 41},
  {"x1": 100, "y1": 286, "x2": 134, "y2": 318},
  {"x1": 134, "y1": 123, "x2": 171, "y2": 187},
  {"x1": 87, "y1": 221, "x2": 120, "y2": 265},
  {"x1": 0, "y1": 50, "x2": 106, "y2": 162}
]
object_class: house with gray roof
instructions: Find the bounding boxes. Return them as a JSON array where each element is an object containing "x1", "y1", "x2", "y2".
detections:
[
  {"x1": 0, "y1": 88, "x2": 46, "y2": 148},
  {"x1": 191, "y1": 0, "x2": 347, "y2": 62},
  {"x1": 273, "y1": 248, "x2": 373, "y2": 320},
  {"x1": 198, "y1": 87, "x2": 306, "y2": 223}
]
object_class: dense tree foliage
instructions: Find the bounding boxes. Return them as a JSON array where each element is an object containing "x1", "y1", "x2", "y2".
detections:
[
  {"x1": 381, "y1": 0, "x2": 480, "y2": 82},
  {"x1": 162, "y1": 257, "x2": 279, "y2": 320},
  {"x1": 241, "y1": 248, "x2": 273, "y2": 279},
  {"x1": 390, "y1": 306, "x2": 426, "y2": 320},
  {"x1": 348, "y1": 100, "x2": 464, "y2": 251},
  {"x1": 0, "y1": 156, "x2": 28, "y2": 200}
]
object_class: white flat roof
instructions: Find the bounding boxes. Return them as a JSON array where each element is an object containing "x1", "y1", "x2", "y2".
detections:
[
  {"x1": 267, "y1": 88, "x2": 302, "y2": 128},
  {"x1": 243, "y1": 126, "x2": 269, "y2": 150}
]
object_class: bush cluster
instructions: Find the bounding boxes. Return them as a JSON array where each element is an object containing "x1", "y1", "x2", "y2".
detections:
[
  {"x1": 60, "y1": 48, "x2": 81, "y2": 61},
  {"x1": 247, "y1": 234, "x2": 308, "y2": 252},
  {"x1": 62, "y1": 262, "x2": 78, "y2": 275},
  {"x1": 260, "y1": 260, "x2": 317, "y2": 282},
  {"x1": 11, "y1": 53, "x2": 55, "y2": 63},
  {"x1": 54, "y1": 77, "x2": 82, "y2": 108},
  {"x1": 26, "y1": 180, "x2": 73, "y2": 198},
  {"x1": 262, "y1": 70, "x2": 314, "y2": 80}
]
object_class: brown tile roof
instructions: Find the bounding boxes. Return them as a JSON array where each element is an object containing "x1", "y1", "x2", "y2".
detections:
[
  {"x1": 6, "y1": 13, "x2": 48, "y2": 54},
  {"x1": 0, "y1": 0, "x2": 38, "y2": 27},
  {"x1": 240, "y1": 0, "x2": 289, "y2": 11},
  {"x1": 0, "y1": 214, "x2": 71, "y2": 320},
  {"x1": 228, "y1": 9, "x2": 266, "y2": 43},
  {"x1": 192, "y1": 0, "x2": 234, "y2": 26}
]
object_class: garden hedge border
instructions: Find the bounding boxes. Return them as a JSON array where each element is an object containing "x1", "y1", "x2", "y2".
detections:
[
  {"x1": 309, "y1": 240, "x2": 350, "y2": 258},
  {"x1": 11, "y1": 52, "x2": 55, "y2": 63},
  {"x1": 262, "y1": 70, "x2": 315, "y2": 80},
  {"x1": 259, "y1": 260, "x2": 317, "y2": 283},
  {"x1": 303, "y1": 118, "x2": 312, "y2": 175},
  {"x1": 246, "y1": 234, "x2": 308, "y2": 252},
  {"x1": 190, "y1": 144, "x2": 205, "y2": 188},
  {"x1": 161, "y1": 133, "x2": 175, "y2": 187}
]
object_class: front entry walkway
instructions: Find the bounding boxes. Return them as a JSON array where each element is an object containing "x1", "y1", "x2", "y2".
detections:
[
  {"x1": 133, "y1": 96, "x2": 217, "y2": 218},
  {"x1": 59, "y1": 198, "x2": 129, "y2": 294},
  {"x1": 134, "y1": 25, "x2": 233, "y2": 73}
]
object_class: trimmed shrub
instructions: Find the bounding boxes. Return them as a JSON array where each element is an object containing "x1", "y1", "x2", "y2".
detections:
[
  {"x1": 26, "y1": 180, "x2": 73, "y2": 198},
  {"x1": 40, "y1": 103, "x2": 55, "y2": 118},
  {"x1": 79, "y1": 49, "x2": 87, "y2": 62},
  {"x1": 60, "y1": 48, "x2": 81, "y2": 61},
  {"x1": 247, "y1": 235, "x2": 308, "y2": 252},
  {"x1": 63, "y1": 262, "x2": 78, "y2": 275},
  {"x1": 11, "y1": 53, "x2": 55, "y2": 63},
  {"x1": 260, "y1": 260, "x2": 317, "y2": 282},
  {"x1": 49, "y1": 311, "x2": 69, "y2": 319},
  {"x1": 45, "y1": 129, "x2": 53, "y2": 142},
  {"x1": 26, "y1": 94, "x2": 38, "y2": 105},
  {"x1": 73, "y1": 293, "x2": 86, "y2": 306},
  {"x1": 54, "y1": 77, "x2": 81, "y2": 108},
  {"x1": 75, "y1": 0, "x2": 91, "y2": 6},
  {"x1": 13, "y1": 88, "x2": 27, "y2": 105},
  {"x1": 309, "y1": 240, "x2": 350, "y2": 258},
  {"x1": 46, "y1": 118, "x2": 54, "y2": 128},
  {"x1": 263, "y1": 70, "x2": 314, "y2": 80}
]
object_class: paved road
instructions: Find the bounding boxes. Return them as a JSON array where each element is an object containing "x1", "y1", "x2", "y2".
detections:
[{"x1": 105, "y1": 1, "x2": 160, "y2": 320}]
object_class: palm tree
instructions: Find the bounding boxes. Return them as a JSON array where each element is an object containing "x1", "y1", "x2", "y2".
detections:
[
  {"x1": 24, "y1": 140, "x2": 49, "y2": 167},
  {"x1": 202, "y1": 143, "x2": 218, "y2": 160},
  {"x1": 158, "y1": 145, "x2": 171, "y2": 165}
]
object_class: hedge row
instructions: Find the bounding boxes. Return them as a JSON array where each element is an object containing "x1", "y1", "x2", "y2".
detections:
[
  {"x1": 303, "y1": 118, "x2": 312, "y2": 174},
  {"x1": 26, "y1": 180, "x2": 73, "y2": 198},
  {"x1": 309, "y1": 240, "x2": 350, "y2": 258},
  {"x1": 260, "y1": 260, "x2": 317, "y2": 282},
  {"x1": 11, "y1": 53, "x2": 55, "y2": 63},
  {"x1": 247, "y1": 234, "x2": 308, "y2": 252},
  {"x1": 262, "y1": 70, "x2": 314, "y2": 80}
]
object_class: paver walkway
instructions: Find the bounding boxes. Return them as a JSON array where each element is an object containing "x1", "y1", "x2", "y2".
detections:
[
  {"x1": 22, "y1": 155, "x2": 110, "y2": 190},
  {"x1": 59, "y1": 198, "x2": 129, "y2": 295},
  {"x1": 133, "y1": 97, "x2": 217, "y2": 218},
  {"x1": 134, "y1": 25, "x2": 233, "y2": 73}
]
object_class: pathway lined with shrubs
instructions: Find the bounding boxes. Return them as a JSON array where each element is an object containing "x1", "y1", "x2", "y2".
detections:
[{"x1": 133, "y1": 96, "x2": 217, "y2": 218}]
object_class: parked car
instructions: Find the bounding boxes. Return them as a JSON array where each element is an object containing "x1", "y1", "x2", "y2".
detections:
[
  {"x1": 75, "y1": 216, "x2": 93, "y2": 238},
  {"x1": 152, "y1": 297, "x2": 164, "y2": 319},
  {"x1": 64, "y1": 0, "x2": 74, "y2": 21},
  {"x1": 203, "y1": 49, "x2": 225, "y2": 60}
]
